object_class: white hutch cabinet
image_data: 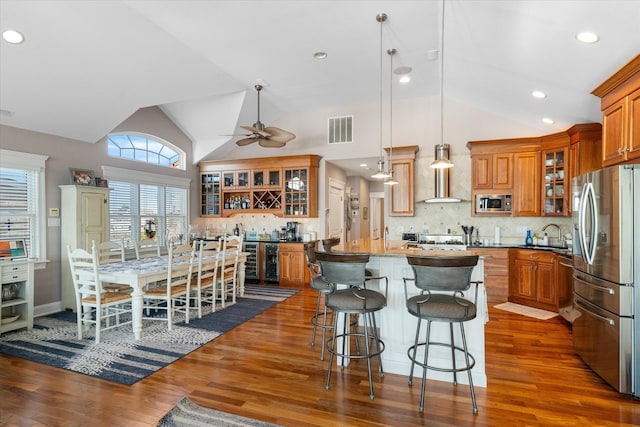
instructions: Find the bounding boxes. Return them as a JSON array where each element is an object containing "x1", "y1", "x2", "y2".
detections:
[
  {"x1": 59, "y1": 185, "x2": 110, "y2": 311},
  {"x1": 0, "y1": 260, "x2": 34, "y2": 335}
]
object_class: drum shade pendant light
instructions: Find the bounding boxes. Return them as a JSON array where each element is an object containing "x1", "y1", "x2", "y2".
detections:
[
  {"x1": 384, "y1": 48, "x2": 398, "y2": 186},
  {"x1": 372, "y1": 13, "x2": 390, "y2": 180},
  {"x1": 430, "y1": 0, "x2": 454, "y2": 169}
]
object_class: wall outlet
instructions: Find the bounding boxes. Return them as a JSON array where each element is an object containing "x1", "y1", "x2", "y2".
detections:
[{"x1": 516, "y1": 226, "x2": 528, "y2": 234}]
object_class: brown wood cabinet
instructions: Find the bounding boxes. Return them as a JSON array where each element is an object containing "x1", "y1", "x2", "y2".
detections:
[
  {"x1": 509, "y1": 249, "x2": 571, "y2": 312},
  {"x1": 468, "y1": 123, "x2": 601, "y2": 217},
  {"x1": 385, "y1": 145, "x2": 419, "y2": 217},
  {"x1": 567, "y1": 123, "x2": 603, "y2": 179},
  {"x1": 471, "y1": 153, "x2": 513, "y2": 190},
  {"x1": 592, "y1": 54, "x2": 640, "y2": 167},
  {"x1": 512, "y1": 151, "x2": 540, "y2": 216},
  {"x1": 472, "y1": 248, "x2": 509, "y2": 301},
  {"x1": 279, "y1": 242, "x2": 310, "y2": 286},
  {"x1": 199, "y1": 154, "x2": 321, "y2": 218}
]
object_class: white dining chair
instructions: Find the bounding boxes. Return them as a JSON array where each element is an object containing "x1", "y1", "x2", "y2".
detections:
[
  {"x1": 190, "y1": 239, "x2": 223, "y2": 317},
  {"x1": 66, "y1": 245, "x2": 133, "y2": 343},
  {"x1": 219, "y1": 234, "x2": 243, "y2": 308},
  {"x1": 93, "y1": 239, "x2": 130, "y2": 293},
  {"x1": 142, "y1": 242, "x2": 194, "y2": 329},
  {"x1": 135, "y1": 238, "x2": 161, "y2": 260}
]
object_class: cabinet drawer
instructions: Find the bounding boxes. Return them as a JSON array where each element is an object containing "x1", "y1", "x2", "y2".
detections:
[
  {"x1": 1, "y1": 264, "x2": 28, "y2": 282},
  {"x1": 514, "y1": 250, "x2": 555, "y2": 263}
]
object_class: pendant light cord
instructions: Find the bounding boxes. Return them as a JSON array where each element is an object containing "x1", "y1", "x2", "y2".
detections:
[
  {"x1": 440, "y1": 0, "x2": 445, "y2": 148},
  {"x1": 379, "y1": 14, "x2": 384, "y2": 162}
]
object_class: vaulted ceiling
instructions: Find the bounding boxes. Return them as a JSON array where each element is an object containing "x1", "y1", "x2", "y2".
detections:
[{"x1": 1, "y1": 1, "x2": 639, "y2": 163}]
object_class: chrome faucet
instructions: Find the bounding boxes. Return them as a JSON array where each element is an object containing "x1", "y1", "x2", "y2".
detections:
[{"x1": 541, "y1": 223, "x2": 563, "y2": 245}]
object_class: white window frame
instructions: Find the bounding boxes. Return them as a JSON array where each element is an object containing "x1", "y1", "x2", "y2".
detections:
[
  {"x1": 107, "y1": 132, "x2": 186, "y2": 170},
  {"x1": 101, "y1": 166, "x2": 191, "y2": 247},
  {"x1": 0, "y1": 149, "x2": 48, "y2": 266}
]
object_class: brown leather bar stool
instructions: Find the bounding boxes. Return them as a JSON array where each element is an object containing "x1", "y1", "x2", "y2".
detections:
[
  {"x1": 403, "y1": 255, "x2": 481, "y2": 413},
  {"x1": 305, "y1": 242, "x2": 333, "y2": 360},
  {"x1": 316, "y1": 251, "x2": 388, "y2": 400}
]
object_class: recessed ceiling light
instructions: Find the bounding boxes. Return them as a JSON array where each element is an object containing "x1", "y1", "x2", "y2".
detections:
[
  {"x1": 313, "y1": 52, "x2": 328, "y2": 59},
  {"x1": 2, "y1": 29, "x2": 24, "y2": 44},
  {"x1": 399, "y1": 76, "x2": 411, "y2": 83},
  {"x1": 542, "y1": 117, "x2": 555, "y2": 124},
  {"x1": 576, "y1": 32, "x2": 599, "y2": 44},
  {"x1": 532, "y1": 90, "x2": 547, "y2": 99},
  {"x1": 360, "y1": 163, "x2": 368, "y2": 168}
]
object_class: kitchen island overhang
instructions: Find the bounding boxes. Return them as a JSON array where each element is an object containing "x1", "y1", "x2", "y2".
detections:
[{"x1": 330, "y1": 239, "x2": 488, "y2": 387}]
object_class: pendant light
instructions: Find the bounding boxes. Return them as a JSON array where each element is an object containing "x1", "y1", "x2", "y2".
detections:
[
  {"x1": 430, "y1": 0, "x2": 454, "y2": 169},
  {"x1": 384, "y1": 48, "x2": 398, "y2": 186},
  {"x1": 371, "y1": 13, "x2": 390, "y2": 180}
]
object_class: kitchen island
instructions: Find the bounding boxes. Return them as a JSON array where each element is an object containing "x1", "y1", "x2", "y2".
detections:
[{"x1": 329, "y1": 238, "x2": 488, "y2": 387}]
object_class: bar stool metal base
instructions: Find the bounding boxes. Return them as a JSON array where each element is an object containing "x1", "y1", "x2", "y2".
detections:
[
  {"x1": 408, "y1": 320, "x2": 478, "y2": 413},
  {"x1": 326, "y1": 311, "x2": 385, "y2": 400},
  {"x1": 310, "y1": 292, "x2": 333, "y2": 361}
]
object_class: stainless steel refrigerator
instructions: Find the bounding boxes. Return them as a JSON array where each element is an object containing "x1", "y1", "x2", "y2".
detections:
[{"x1": 572, "y1": 164, "x2": 639, "y2": 396}]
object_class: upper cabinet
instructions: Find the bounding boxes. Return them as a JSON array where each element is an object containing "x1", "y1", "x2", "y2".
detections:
[
  {"x1": 385, "y1": 145, "x2": 419, "y2": 217},
  {"x1": 199, "y1": 154, "x2": 321, "y2": 218},
  {"x1": 468, "y1": 124, "x2": 602, "y2": 217},
  {"x1": 471, "y1": 152, "x2": 513, "y2": 190},
  {"x1": 592, "y1": 54, "x2": 640, "y2": 167}
]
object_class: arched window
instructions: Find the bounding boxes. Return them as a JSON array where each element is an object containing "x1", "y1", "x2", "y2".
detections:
[{"x1": 107, "y1": 132, "x2": 185, "y2": 170}]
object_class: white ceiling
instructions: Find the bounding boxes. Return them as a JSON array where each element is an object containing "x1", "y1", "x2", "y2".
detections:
[{"x1": 1, "y1": 1, "x2": 639, "y2": 169}]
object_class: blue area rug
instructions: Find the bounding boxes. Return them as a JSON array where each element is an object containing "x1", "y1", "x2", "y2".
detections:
[{"x1": 0, "y1": 285, "x2": 298, "y2": 385}]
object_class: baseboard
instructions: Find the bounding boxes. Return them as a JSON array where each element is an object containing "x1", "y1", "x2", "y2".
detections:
[{"x1": 34, "y1": 301, "x2": 63, "y2": 317}]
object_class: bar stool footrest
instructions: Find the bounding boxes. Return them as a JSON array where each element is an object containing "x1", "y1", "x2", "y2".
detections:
[
  {"x1": 408, "y1": 341, "x2": 476, "y2": 373},
  {"x1": 327, "y1": 332, "x2": 385, "y2": 360}
]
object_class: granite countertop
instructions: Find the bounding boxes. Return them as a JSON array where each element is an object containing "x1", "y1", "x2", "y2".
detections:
[{"x1": 332, "y1": 238, "x2": 572, "y2": 257}]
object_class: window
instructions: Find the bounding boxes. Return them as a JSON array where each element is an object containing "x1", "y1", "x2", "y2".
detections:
[
  {"x1": 0, "y1": 149, "x2": 48, "y2": 261},
  {"x1": 107, "y1": 132, "x2": 185, "y2": 170},
  {"x1": 102, "y1": 166, "x2": 190, "y2": 249}
]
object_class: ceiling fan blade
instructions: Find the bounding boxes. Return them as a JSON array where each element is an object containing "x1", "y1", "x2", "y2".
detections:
[
  {"x1": 236, "y1": 137, "x2": 259, "y2": 146},
  {"x1": 258, "y1": 139, "x2": 287, "y2": 148},
  {"x1": 264, "y1": 126, "x2": 296, "y2": 143},
  {"x1": 240, "y1": 125, "x2": 271, "y2": 138}
]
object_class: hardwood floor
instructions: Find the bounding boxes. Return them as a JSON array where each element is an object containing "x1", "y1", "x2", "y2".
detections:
[{"x1": 2, "y1": 286, "x2": 639, "y2": 426}]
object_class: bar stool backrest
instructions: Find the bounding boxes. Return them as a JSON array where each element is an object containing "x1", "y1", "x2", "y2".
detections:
[
  {"x1": 315, "y1": 251, "x2": 369, "y2": 287},
  {"x1": 322, "y1": 237, "x2": 340, "y2": 252},
  {"x1": 407, "y1": 255, "x2": 478, "y2": 292}
]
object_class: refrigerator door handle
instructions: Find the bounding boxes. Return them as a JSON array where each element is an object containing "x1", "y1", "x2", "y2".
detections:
[
  {"x1": 578, "y1": 183, "x2": 589, "y2": 264},
  {"x1": 575, "y1": 298, "x2": 615, "y2": 326},
  {"x1": 574, "y1": 273, "x2": 615, "y2": 295},
  {"x1": 580, "y1": 182, "x2": 597, "y2": 265}
]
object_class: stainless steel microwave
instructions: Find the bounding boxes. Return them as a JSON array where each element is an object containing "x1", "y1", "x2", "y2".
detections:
[{"x1": 475, "y1": 194, "x2": 512, "y2": 213}]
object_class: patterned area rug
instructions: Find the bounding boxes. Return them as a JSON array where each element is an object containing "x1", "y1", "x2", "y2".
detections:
[
  {"x1": 158, "y1": 396, "x2": 282, "y2": 427},
  {"x1": 0, "y1": 285, "x2": 298, "y2": 385},
  {"x1": 493, "y1": 302, "x2": 558, "y2": 320}
]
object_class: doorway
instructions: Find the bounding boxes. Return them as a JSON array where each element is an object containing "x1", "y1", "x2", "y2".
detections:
[
  {"x1": 369, "y1": 192, "x2": 384, "y2": 239},
  {"x1": 327, "y1": 177, "x2": 345, "y2": 243}
]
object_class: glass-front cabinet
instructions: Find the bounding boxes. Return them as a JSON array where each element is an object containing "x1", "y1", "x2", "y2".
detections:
[
  {"x1": 542, "y1": 147, "x2": 568, "y2": 216},
  {"x1": 284, "y1": 168, "x2": 308, "y2": 216},
  {"x1": 199, "y1": 155, "x2": 320, "y2": 218},
  {"x1": 200, "y1": 172, "x2": 221, "y2": 216},
  {"x1": 222, "y1": 170, "x2": 250, "y2": 190},
  {"x1": 252, "y1": 168, "x2": 281, "y2": 188}
]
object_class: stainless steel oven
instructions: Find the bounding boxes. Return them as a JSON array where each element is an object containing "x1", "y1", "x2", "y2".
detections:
[{"x1": 475, "y1": 194, "x2": 512, "y2": 213}]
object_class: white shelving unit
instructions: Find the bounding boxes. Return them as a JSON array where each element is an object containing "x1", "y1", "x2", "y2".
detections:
[{"x1": 0, "y1": 259, "x2": 34, "y2": 335}]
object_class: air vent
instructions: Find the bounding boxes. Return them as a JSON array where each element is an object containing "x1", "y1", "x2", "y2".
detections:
[{"x1": 327, "y1": 115, "x2": 353, "y2": 144}]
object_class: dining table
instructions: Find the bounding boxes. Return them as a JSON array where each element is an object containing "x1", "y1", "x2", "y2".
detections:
[{"x1": 94, "y1": 251, "x2": 248, "y2": 340}]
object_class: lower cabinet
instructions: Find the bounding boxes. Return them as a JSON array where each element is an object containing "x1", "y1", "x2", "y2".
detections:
[
  {"x1": 509, "y1": 249, "x2": 562, "y2": 312},
  {"x1": 472, "y1": 248, "x2": 509, "y2": 301},
  {"x1": 279, "y1": 243, "x2": 310, "y2": 286}
]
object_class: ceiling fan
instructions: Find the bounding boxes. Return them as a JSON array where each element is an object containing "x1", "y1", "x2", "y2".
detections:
[{"x1": 232, "y1": 85, "x2": 296, "y2": 148}]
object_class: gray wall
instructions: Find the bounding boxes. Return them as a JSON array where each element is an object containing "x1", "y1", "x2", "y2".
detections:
[{"x1": 0, "y1": 107, "x2": 198, "y2": 307}]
